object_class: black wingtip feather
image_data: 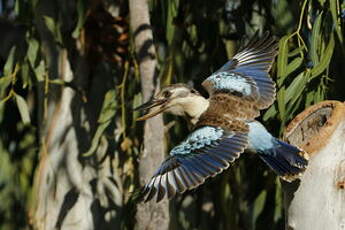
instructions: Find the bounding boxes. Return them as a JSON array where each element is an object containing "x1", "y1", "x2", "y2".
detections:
[
  {"x1": 166, "y1": 173, "x2": 176, "y2": 199},
  {"x1": 144, "y1": 184, "x2": 157, "y2": 203},
  {"x1": 172, "y1": 171, "x2": 186, "y2": 193}
]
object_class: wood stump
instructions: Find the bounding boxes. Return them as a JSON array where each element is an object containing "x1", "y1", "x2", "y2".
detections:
[{"x1": 283, "y1": 101, "x2": 345, "y2": 230}]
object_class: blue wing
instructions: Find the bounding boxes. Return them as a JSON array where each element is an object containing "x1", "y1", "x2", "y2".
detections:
[
  {"x1": 202, "y1": 32, "x2": 278, "y2": 109},
  {"x1": 142, "y1": 126, "x2": 248, "y2": 202}
]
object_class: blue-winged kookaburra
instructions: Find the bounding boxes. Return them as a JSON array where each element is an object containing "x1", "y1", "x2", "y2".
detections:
[{"x1": 135, "y1": 32, "x2": 309, "y2": 202}]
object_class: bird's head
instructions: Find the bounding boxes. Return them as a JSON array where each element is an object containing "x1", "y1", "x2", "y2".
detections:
[{"x1": 135, "y1": 84, "x2": 209, "y2": 123}]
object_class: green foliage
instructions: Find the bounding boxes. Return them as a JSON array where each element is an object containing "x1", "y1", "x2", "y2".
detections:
[
  {"x1": 0, "y1": 0, "x2": 344, "y2": 229},
  {"x1": 15, "y1": 94, "x2": 31, "y2": 124},
  {"x1": 83, "y1": 89, "x2": 117, "y2": 157}
]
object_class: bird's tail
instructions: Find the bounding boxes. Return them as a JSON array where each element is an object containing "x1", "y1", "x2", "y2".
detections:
[{"x1": 258, "y1": 139, "x2": 309, "y2": 182}]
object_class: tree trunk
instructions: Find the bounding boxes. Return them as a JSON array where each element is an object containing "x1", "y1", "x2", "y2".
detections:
[
  {"x1": 129, "y1": 0, "x2": 169, "y2": 229},
  {"x1": 30, "y1": 1, "x2": 123, "y2": 229},
  {"x1": 283, "y1": 101, "x2": 345, "y2": 230}
]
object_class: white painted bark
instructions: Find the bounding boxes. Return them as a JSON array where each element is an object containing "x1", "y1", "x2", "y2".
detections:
[
  {"x1": 129, "y1": 0, "x2": 169, "y2": 229},
  {"x1": 283, "y1": 101, "x2": 345, "y2": 230}
]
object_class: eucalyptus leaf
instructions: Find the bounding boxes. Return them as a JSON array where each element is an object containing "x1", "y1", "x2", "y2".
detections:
[
  {"x1": 285, "y1": 72, "x2": 307, "y2": 103},
  {"x1": 274, "y1": 178, "x2": 282, "y2": 222},
  {"x1": 43, "y1": 16, "x2": 63, "y2": 44},
  {"x1": 263, "y1": 105, "x2": 277, "y2": 121},
  {"x1": 43, "y1": 16, "x2": 56, "y2": 35},
  {"x1": 15, "y1": 94, "x2": 31, "y2": 124},
  {"x1": 277, "y1": 35, "x2": 289, "y2": 86},
  {"x1": 83, "y1": 90, "x2": 117, "y2": 157},
  {"x1": 287, "y1": 95, "x2": 303, "y2": 120},
  {"x1": 0, "y1": 76, "x2": 12, "y2": 95},
  {"x1": 310, "y1": 34, "x2": 335, "y2": 79},
  {"x1": 310, "y1": 13, "x2": 322, "y2": 66},
  {"x1": 330, "y1": 0, "x2": 343, "y2": 43},
  {"x1": 21, "y1": 63, "x2": 30, "y2": 88},
  {"x1": 27, "y1": 39, "x2": 39, "y2": 68},
  {"x1": 318, "y1": 0, "x2": 326, "y2": 6},
  {"x1": 277, "y1": 87, "x2": 286, "y2": 122},
  {"x1": 72, "y1": 0, "x2": 86, "y2": 39},
  {"x1": 98, "y1": 90, "x2": 117, "y2": 123},
  {"x1": 34, "y1": 60, "x2": 45, "y2": 82},
  {"x1": 286, "y1": 57, "x2": 303, "y2": 77},
  {"x1": 288, "y1": 46, "x2": 305, "y2": 57},
  {"x1": 305, "y1": 90, "x2": 315, "y2": 107},
  {"x1": 83, "y1": 121, "x2": 110, "y2": 157},
  {"x1": 4, "y1": 47, "x2": 16, "y2": 77},
  {"x1": 252, "y1": 191, "x2": 267, "y2": 226},
  {"x1": 166, "y1": 0, "x2": 179, "y2": 45}
]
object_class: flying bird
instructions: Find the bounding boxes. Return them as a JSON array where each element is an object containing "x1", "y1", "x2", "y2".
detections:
[{"x1": 135, "y1": 32, "x2": 308, "y2": 202}]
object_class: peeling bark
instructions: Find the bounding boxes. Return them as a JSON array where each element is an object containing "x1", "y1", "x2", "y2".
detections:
[{"x1": 129, "y1": 0, "x2": 169, "y2": 229}]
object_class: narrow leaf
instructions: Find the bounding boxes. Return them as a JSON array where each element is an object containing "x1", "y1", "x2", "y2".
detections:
[
  {"x1": 305, "y1": 90, "x2": 315, "y2": 107},
  {"x1": 330, "y1": 0, "x2": 343, "y2": 43},
  {"x1": 34, "y1": 60, "x2": 45, "y2": 82},
  {"x1": 4, "y1": 47, "x2": 16, "y2": 76},
  {"x1": 253, "y1": 191, "x2": 267, "y2": 225},
  {"x1": 263, "y1": 104, "x2": 277, "y2": 121},
  {"x1": 21, "y1": 62, "x2": 30, "y2": 88},
  {"x1": 277, "y1": 35, "x2": 290, "y2": 86},
  {"x1": 83, "y1": 121, "x2": 110, "y2": 157},
  {"x1": 277, "y1": 87, "x2": 286, "y2": 123},
  {"x1": 43, "y1": 16, "x2": 63, "y2": 44},
  {"x1": 83, "y1": 90, "x2": 117, "y2": 157},
  {"x1": 287, "y1": 95, "x2": 303, "y2": 120},
  {"x1": 27, "y1": 38, "x2": 39, "y2": 68},
  {"x1": 43, "y1": 16, "x2": 56, "y2": 35},
  {"x1": 286, "y1": 57, "x2": 303, "y2": 77},
  {"x1": 15, "y1": 94, "x2": 31, "y2": 124},
  {"x1": 288, "y1": 46, "x2": 305, "y2": 57},
  {"x1": 285, "y1": 72, "x2": 307, "y2": 103},
  {"x1": 310, "y1": 34, "x2": 335, "y2": 79},
  {"x1": 98, "y1": 90, "x2": 117, "y2": 123},
  {"x1": 0, "y1": 76, "x2": 12, "y2": 91},
  {"x1": 72, "y1": 0, "x2": 86, "y2": 38},
  {"x1": 310, "y1": 13, "x2": 322, "y2": 66}
]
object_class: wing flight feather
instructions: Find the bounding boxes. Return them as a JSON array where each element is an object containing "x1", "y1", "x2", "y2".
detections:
[
  {"x1": 142, "y1": 125, "x2": 248, "y2": 202},
  {"x1": 202, "y1": 32, "x2": 278, "y2": 109}
]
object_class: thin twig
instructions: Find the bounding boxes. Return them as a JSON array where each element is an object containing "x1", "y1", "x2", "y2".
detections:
[{"x1": 118, "y1": 61, "x2": 129, "y2": 138}]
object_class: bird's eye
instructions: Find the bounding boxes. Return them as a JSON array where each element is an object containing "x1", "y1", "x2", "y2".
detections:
[
  {"x1": 162, "y1": 91, "x2": 172, "y2": 98},
  {"x1": 190, "y1": 89, "x2": 196, "y2": 94}
]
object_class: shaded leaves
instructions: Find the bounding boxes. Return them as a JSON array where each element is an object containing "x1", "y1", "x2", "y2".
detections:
[
  {"x1": 83, "y1": 90, "x2": 117, "y2": 157},
  {"x1": 15, "y1": 94, "x2": 31, "y2": 124}
]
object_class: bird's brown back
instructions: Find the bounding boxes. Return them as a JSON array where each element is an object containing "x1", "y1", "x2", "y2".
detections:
[{"x1": 195, "y1": 92, "x2": 260, "y2": 132}]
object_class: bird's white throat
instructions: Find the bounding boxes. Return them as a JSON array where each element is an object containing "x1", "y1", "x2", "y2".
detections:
[{"x1": 165, "y1": 95, "x2": 209, "y2": 125}]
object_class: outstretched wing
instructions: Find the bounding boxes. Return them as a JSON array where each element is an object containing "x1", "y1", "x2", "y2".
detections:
[
  {"x1": 202, "y1": 32, "x2": 278, "y2": 109},
  {"x1": 142, "y1": 126, "x2": 248, "y2": 202}
]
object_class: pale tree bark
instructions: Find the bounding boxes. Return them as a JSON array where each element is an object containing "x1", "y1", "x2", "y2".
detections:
[
  {"x1": 30, "y1": 1, "x2": 123, "y2": 229},
  {"x1": 283, "y1": 101, "x2": 345, "y2": 230},
  {"x1": 129, "y1": 0, "x2": 169, "y2": 229}
]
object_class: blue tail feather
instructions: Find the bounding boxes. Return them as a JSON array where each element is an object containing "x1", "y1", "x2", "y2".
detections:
[{"x1": 258, "y1": 138, "x2": 308, "y2": 181}]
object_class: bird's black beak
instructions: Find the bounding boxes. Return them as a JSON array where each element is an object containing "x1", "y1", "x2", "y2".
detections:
[{"x1": 134, "y1": 98, "x2": 168, "y2": 121}]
